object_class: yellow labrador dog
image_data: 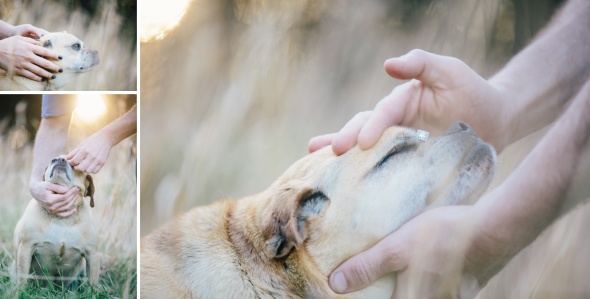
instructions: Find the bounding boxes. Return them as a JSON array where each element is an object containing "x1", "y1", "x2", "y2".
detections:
[
  {"x1": 0, "y1": 32, "x2": 100, "y2": 91},
  {"x1": 141, "y1": 122, "x2": 496, "y2": 298},
  {"x1": 13, "y1": 155, "x2": 98, "y2": 287}
]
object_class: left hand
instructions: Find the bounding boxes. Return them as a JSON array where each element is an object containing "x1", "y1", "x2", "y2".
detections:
[
  {"x1": 66, "y1": 132, "x2": 113, "y2": 174},
  {"x1": 328, "y1": 205, "x2": 507, "y2": 298},
  {"x1": 11, "y1": 24, "x2": 49, "y2": 39}
]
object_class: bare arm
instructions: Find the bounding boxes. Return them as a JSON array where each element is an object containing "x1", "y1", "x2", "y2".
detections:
[
  {"x1": 309, "y1": 0, "x2": 590, "y2": 154},
  {"x1": 468, "y1": 78, "x2": 590, "y2": 283},
  {"x1": 490, "y1": 0, "x2": 590, "y2": 148},
  {"x1": 30, "y1": 115, "x2": 80, "y2": 217},
  {"x1": 67, "y1": 105, "x2": 137, "y2": 173}
]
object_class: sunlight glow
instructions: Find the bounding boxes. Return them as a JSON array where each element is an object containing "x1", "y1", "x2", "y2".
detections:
[
  {"x1": 75, "y1": 95, "x2": 106, "y2": 122},
  {"x1": 140, "y1": 0, "x2": 191, "y2": 42}
]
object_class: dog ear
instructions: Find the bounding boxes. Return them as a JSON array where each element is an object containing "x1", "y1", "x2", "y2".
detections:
[
  {"x1": 85, "y1": 175, "x2": 95, "y2": 208},
  {"x1": 263, "y1": 189, "x2": 329, "y2": 259}
]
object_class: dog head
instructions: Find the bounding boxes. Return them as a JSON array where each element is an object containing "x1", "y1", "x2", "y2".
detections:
[
  {"x1": 255, "y1": 121, "x2": 496, "y2": 296},
  {"x1": 43, "y1": 155, "x2": 95, "y2": 208},
  {"x1": 37, "y1": 32, "x2": 100, "y2": 88}
]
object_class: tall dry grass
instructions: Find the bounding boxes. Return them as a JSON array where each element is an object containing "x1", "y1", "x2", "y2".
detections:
[
  {"x1": 140, "y1": 0, "x2": 590, "y2": 297},
  {"x1": 1, "y1": 0, "x2": 137, "y2": 91},
  {"x1": 0, "y1": 98, "x2": 137, "y2": 297}
]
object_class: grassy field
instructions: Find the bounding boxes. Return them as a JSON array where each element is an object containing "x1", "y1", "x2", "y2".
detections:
[
  {"x1": 0, "y1": 0, "x2": 137, "y2": 91},
  {"x1": 139, "y1": 0, "x2": 590, "y2": 297},
  {"x1": 0, "y1": 105, "x2": 137, "y2": 298}
]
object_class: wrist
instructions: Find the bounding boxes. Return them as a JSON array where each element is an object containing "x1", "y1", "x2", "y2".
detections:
[
  {"x1": 487, "y1": 78, "x2": 520, "y2": 151},
  {"x1": 0, "y1": 23, "x2": 16, "y2": 39}
]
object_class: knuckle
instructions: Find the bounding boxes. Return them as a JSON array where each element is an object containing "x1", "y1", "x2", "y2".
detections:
[
  {"x1": 349, "y1": 260, "x2": 374, "y2": 286},
  {"x1": 408, "y1": 48, "x2": 426, "y2": 57}
]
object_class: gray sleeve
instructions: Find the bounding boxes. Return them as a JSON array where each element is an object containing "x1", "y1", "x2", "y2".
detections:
[{"x1": 41, "y1": 95, "x2": 76, "y2": 118}]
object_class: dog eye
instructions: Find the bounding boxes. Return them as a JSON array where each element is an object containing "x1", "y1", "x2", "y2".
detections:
[
  {"x1": 72, "y1": 43, "x2": 81, "y2": 51},
  {"x1": 375, "y1": 143, "x2": 417, "y2": 168},
  {"x1": 51, "y1": 159, "x2": 57, "y2": 164}
]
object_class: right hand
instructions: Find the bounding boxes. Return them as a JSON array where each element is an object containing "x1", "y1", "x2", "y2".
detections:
[
  {"x1": 0, "y1": 35, "x2": 61, "y2": 81},
  {"x1": 308, "y1": 49, "x2": 512, "y2": 155},
  {"x1": 30, "y1": 181, "x2": 79, "y2": 217}
]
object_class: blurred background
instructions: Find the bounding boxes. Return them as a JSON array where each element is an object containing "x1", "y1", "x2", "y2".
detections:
[
  {"x1": 0, "y1": 0, "x2": 137, "y2": 90},
  {"x1": 140, "y1": 0, "x2": 590, "y2": 297},
  {"x1": 0, "y1": 95, "x2": 137, "y2": 297}
]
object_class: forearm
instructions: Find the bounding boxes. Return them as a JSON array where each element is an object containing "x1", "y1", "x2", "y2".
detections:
[
  {"x1": 0, "y1": 21, "x2": 14, "y2": 39},
  {"x1": 471, "y1": 79, "x2": 590, "y2": 278},
  {"x1": 490, "y1": 0, "x2": 590, "y2": 147},
  {"x1": 30, "y1": 116, "x2": 70, "y2": 187},
  {"x1": 99, "y1": 105, "x2": 137, "y2": 146}
]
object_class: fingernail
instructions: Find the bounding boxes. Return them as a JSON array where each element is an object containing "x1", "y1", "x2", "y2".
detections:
[
  {"x1": 51, "y1": 75, "x2": 56, "y2": 79},
  {"x1": 41, "y1": 77, "x2": 46, "y2": 81},
  {"x1": 58, "y1": 55, "x2": 63, "y2": 60},
  {"x1": 58, "y1": 68, "x2": 63, "y2": 73},
  {"x1": 331, "y1": 272, "x2": 347, "y2": 293}
]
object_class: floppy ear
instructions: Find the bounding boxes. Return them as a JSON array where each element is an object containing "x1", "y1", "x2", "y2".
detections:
[
  {"x1": 85, "y1": 175, "x2": 95, "y2": 208},
  {"x1": 263, "y1": 188, "x2": 329, "y2": 259}
]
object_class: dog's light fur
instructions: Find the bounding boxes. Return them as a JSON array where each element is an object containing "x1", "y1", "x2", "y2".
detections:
[
  {"x1": 141, "y1": 123, "x2": 496, "y2": 298},
  {"x1": 12, "y1": 155, "x2": 99, "y2": 286},
  {"x1": 0, "y1": 32, "x2": 100, "y2": 91}
]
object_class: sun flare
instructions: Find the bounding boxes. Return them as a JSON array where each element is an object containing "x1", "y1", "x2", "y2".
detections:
[
  {"x1": 140, "y1": 0, "x2": 191, "y2": 42},
  {"x1": 75, "y1": 95, "x2": 107, "y2": 122}
]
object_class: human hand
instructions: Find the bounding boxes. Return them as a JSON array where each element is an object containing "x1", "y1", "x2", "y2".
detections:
[
  {"x1": 11, "y1": 24, "x2": 49, "y2": 39},
  {"x1": 30, "y1": 180, "x2": 80, "y2": 217},
  {"x1": 0, "y1": 35, "x2": 61, "y2": 81},
  {"x1": 328, "y1": 205, "x2": 508, "y2": 298},
  {"x1": 67, "y1": 131, "x2": 113, "y2": 174},
  {"x1": 308, "y1": 49, "x2": 511, "y2": 155}
]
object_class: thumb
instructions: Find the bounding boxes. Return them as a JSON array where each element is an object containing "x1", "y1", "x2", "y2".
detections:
[
  {"x1": 45, "y1": 182, "x2": 69, "y2": 194},
  {"x1": 329, "y1": 238, "x2": 408, "y2": 294},
  {"x1": 384, "y1": 49, "x2": 456, "y2": 85}
]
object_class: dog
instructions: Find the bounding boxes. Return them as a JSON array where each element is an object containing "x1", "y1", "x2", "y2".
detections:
[
  {"x1": 0, "y1": 32, "x2": 100, "y2": 91},
  {"x1": 12, "y1": 155, "x2": 99, "y2": 287},
  {"x1": 140, "y1": 122, "x2": 496, "y2": 298}
]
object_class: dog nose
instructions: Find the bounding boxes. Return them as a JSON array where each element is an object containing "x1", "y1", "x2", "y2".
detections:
[
  {"x1": 446, "y1": 121, "x2": 472, "y2": 134},
  {"x1": 57, "y1": 157, "x2": 66, "y2": 163}
]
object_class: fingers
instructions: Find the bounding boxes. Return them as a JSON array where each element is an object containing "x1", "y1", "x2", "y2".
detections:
[
  {"x1": 357, "y1": 81, "x2": 418, "y2": 150},
  {"x1": 29, "y1": 51, "x2": 61, "y2": 72},
  {"x1": 15, "y1": 68, "x2": 42, "y2": 82},
  {"x1": 66, "y1": 147, "x2": 79, "y2": 161},
  {"x1": 332, "y1": 111, "x2": 372, "y2": 156},
  {"x1": 66, "y1": 148, "x2": 84, "y2": 166},
  {"x1": 86, "y1": 160, "x2": 104, "y2": 174},
  {"x1": 308, "y1": 133, "x2": 337, "y2": 153},
  {"x1": 31, "y1": 45, "x2": 61, "y2": 62},
  {"x1": 44, "y1": 182, "x2": 69, "y2": 194},
  {"x1": 45, "y1": 187, "x2": 79, "y2": 213},
  {"x1": 384, "y1": 49, "x2": 455, "y2": 87},
  {"x1": 74, "y1": 157, "x2": 93, "y2": 173},
  {"x1": 329, "y1": 236, "x2": 408, "y2": 294},
  {"x1": 26, "y1": 25, "x2": 49, "y2": 39},
  {"x1": 23, "y1": 61, "x2": 56, "y2": 79}
]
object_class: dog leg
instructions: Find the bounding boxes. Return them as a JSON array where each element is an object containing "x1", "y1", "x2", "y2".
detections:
[
  {"x1": 15, "y1": 242, "x2": 33, "y2": 285},
  {"x1": 85, "y1": 251, "x2": 100, "y2": 285}
]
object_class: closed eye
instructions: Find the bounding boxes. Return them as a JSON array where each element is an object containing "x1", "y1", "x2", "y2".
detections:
[{"x1": 375, "y1": 143, "x2": 417, "y2": 169}]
